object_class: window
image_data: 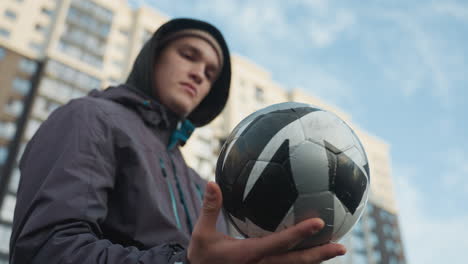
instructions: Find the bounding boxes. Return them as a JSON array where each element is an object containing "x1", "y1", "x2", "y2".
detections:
[
  {"x1": 112, "y1": 60, "x2": 123, "y2": 70},
  {"x1": 383, "y1": 223, "x2": 393, "y2": 237},
  {"x1": 19, "y1": 58, "x2": 38, "y2": 74},
  {"x1": 0, "y1": 122, "x2": 16, "y2": 140},
  {"x1": 385, "y1": 239, "x2": 396, "y2": 252},
  {"x1": 12, "y1": 78, "x2": 31, "y2": 95},
  {"x1": 0, "y1": 28, "x2": 10, "y2": 38},
  {"x1": 4, "y1": 97, "x2": 24, "y2": 116},
  {"x1": 41, "y1": 7, "x2": 53, "y2": 16},
  {"x1": 0, "y1": 47, "x2": 5, "y2": 59},
  {"x1": 0, "y1": 146, "x2": 7, "y2": 165},
  {"x1": 35, "y1": 24, "x2": 48, "y2": 34},
  {"x1": 352, "y1": 233, "x2": 366, "y2": 252},
  {"x1": 369, "y1": 231, "x2": 379, "y2": 246},
  {"x1": 107, "y1": 78, "x2": 119, "y2": 86},
  {"x1": 4, "y1": 9, "x2": 17, "y2": 20},
  {"x1": 9, "y1": 168, "x2": 20, "y2": 193},
  {"x1": 70, "y1": 88, "x2": 85, "y2": 99},
  {"x1": 353, "y1": 251, "x2": 368, "y2": 264},
  {"x1": 389, "y1": 256, "x2": 399, "y2": 264},
  {"x1": 367, "y1": 216, "x2": 376, "y2": 230},
  {"x1": 13, "y1": 78, "x2": 31, "y2": 95},
  {"x1": 16, "y1": 143, "x2": 26, "y2": 163},
  {"x1": 29, "y1": 42, "x2": 43, "y2": 52},
  {"x1": 255, "y1": 86, "x2": 265, "y2": 103},
  {"x1": 141, "y1": 29, "x2": 152, "y2": 43},
  {"x1": 25, "y1": 119, "x2": 41, "y2": 140},
  {"x1": 373, "y1": 251, "x2": 382, "y2": 263},
  {"x1": 0, "y1": 224, "x2": 12, "y2": 254},
  {"x1": 0, "y1": 194, "x2": 16, "y2": 222},
  {"x1": 119, "y1": 28, "x2": 129, "y2": 37}
]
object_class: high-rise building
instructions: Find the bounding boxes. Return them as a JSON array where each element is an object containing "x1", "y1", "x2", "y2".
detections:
[
  {"x1": 0, "y1": 1, "x2": 406, "y2": 263},
  {"x1": 0, "y1": 45, "x2": 42, "y2": 262}
]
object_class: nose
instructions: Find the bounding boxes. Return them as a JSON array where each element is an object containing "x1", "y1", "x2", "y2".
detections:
[{"x1": 189, "y1": 64, "x2": 204, "y2": 84}]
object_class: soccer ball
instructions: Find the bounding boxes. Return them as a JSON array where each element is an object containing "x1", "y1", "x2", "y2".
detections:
[{"x1": 215, "y1": 102, "x2": 370, "y2": 249}]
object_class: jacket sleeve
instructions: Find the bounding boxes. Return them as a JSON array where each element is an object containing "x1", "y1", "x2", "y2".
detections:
[{"x1": 10, "y1": 99, "x2": 188, "y2": 264}]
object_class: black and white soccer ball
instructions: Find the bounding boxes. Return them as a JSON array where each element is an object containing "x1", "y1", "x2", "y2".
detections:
[{"x1": 215, "y1": 102, "x2": 370, "y2": 248}]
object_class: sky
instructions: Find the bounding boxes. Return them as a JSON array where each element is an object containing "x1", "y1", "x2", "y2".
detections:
[{"x1": 129, "y1": 0, "x2": 468, "y2": 263}]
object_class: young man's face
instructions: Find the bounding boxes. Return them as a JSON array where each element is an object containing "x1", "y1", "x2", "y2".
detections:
[{"x1": 153, "y1": 36, "x2": 221, "y2": 117}]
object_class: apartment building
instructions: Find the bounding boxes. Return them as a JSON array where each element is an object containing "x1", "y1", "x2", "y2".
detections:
[{"x1": 0, "y1": 1, "x2": 406, "y2": 263}]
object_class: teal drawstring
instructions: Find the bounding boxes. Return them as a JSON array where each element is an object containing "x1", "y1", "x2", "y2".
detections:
[
  {"x1": 160, "y1": 156, "x2": 194, "y2": 233},
  {"x1": 160, "y1": 158, "x2": 182, "y2": 230}
]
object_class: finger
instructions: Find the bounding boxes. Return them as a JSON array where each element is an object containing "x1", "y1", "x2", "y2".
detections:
[
  {"x1": 246, "y1": 218, "x2": 325, "y2": 258},
  {"x1": 261, "y1": 243, "x2": 347, "y2": 264},
  {"x1": 194, "y1": 181, "x2": 223, "y2": 234}
]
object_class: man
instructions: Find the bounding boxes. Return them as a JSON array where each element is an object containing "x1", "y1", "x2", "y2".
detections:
[{"x1": 10, "y1": 18, "x2": 346, "y2": 263}]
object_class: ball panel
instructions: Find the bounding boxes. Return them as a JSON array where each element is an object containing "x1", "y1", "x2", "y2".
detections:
[
  {"x1": 332, "y1": 182, "x2": 369, "y2": 241},
  {"x1": 293, "y1": 191, "x2": 335, "y2": 249},
  {"x1": 245, "y1": 218, "x2": 273, "y2": 238},
  {"x1": 342, "y1": 145, "x2": 366, "y2": 169},
  {"x1": 327, "y1": 145, "x2": 368, "y2": 214},
  {"x1": 242, "y1": 161, "x2": 297, "y2": 232},
  {"x1": 220, "y1": 159, "x2": 256, "y2": 220},
  {"x1": 227, "y1": 212, "x2": 249, "y2": 238},
  {"x1": 252, "y1": 116, "x2": 305, "y2": 163},
  {"x1": 299, "y1": 111, "x2": 356, "y2": 152},
  {"x1": 331, "y1": 194, "x2": 347, "y2": 237},
  {"x1": 332, "y1": 202, "x2": 366, "y2": 242},
  {"x1": 274, "y1": 206, "x2": 295, "y2": 233},
  {"x1": 216, "y1": 136, "x2": 249, "y2": 188},
  {"x1": 244, "y1": 138, "x2": 296, "y2": 199},
  {"x1": 289, "y1": 141, "x2": 330, "y2": 194}
]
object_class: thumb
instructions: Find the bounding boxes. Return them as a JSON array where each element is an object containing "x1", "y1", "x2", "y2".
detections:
[{"x1": 196, "y1": 181, "x2": 223, "y2": 233}]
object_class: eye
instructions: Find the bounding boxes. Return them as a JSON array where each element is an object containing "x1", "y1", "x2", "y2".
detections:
[
  {"x1": 205, "y1": 69, "x2": 215, "y2": 81},
  {"x1": 180, "y1": 49, "x2": 195, "y2": 60}
]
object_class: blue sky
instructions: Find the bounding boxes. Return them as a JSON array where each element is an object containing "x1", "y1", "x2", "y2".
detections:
[{"x1": 130, "y1": 0, "x2": 468, "y2": 263}]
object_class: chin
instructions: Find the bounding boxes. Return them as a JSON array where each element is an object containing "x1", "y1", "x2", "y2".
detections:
[{"x1": 171, "y1": 105, "x2": 193, "y2": 118}]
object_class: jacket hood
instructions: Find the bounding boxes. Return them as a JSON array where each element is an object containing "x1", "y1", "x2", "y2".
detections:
[{"x1": 125, "y1": 18, "x2": 231, "y2": 127}]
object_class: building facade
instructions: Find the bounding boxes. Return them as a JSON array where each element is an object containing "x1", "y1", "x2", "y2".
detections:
[{"x1": 0, "y1": 0, "x2": 406, "y2": 263}]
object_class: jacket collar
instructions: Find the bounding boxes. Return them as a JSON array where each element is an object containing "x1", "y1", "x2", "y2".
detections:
[
  {"x1": 89, "y1": 85, "x2": 174, "y2": 128},
  {"x1": 88, "y1": 85, "x2": 194, "y2": 147}
]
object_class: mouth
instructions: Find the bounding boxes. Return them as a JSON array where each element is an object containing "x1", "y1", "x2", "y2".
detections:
[{"x1": 180, "y1": 82, "x2": 197, "y2": 97}]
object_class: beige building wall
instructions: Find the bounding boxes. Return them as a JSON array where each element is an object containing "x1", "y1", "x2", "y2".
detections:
[
  {"x1": 356, "y1": 132, "x2": 397, "y2": 214},
  {"x1": 224, "y1": 55, "x2": 288, "y2": 133}
]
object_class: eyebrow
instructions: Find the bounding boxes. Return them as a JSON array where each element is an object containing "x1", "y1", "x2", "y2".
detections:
[{"x1": 181, "y1": 44, "x2": 220, "y2": 73}]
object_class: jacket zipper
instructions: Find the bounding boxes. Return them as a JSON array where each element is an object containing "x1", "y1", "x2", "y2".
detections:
[{"x1": 159, "y1": 157, "x2": 182, "y2": 230}]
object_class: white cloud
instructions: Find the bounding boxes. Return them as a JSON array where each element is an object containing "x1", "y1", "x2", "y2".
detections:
[
  {"x1": 282, "y1": 64, "x2": 355, "y2": 109},
  {"x1": 432, "y1": 2, "x2": 468, "y2": 22},
  {"x1": 367, "y1": 11, "x2": 454, "y2": 106},
  {"x1": 394, "y1": 165, "x2": 468, "y2": 264},
  {"x1": 298, "y1": 0, "x2": 329, "y2": 13},
  {"x1": 441, "y1": 148, "x2": 468, "y2": 193},
  {"x1": 309, "y1": 9, "x2": 356, "y2": 48}
]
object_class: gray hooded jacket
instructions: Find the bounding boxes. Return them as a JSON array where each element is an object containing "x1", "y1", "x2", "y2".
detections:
[
  {"x1": 10, "y1": 86, "x2": 226, "y2": 264},
  {"x1": 10, "y1": 18, "x2": 231, "y2": 264}
]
